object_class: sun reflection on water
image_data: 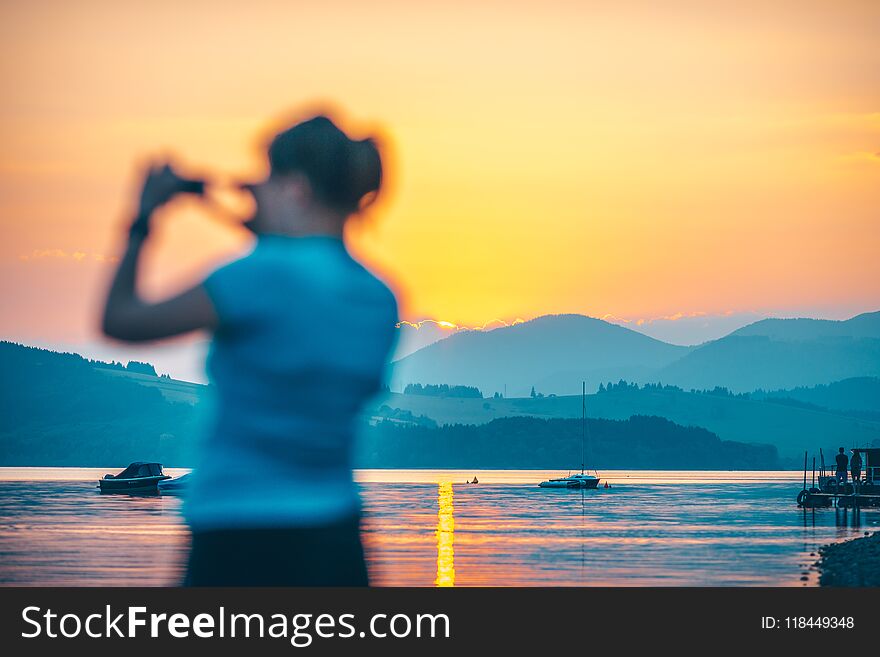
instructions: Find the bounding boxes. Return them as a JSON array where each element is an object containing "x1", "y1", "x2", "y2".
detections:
[{"x1": 435, "y1": 482, "x2": 455, "y2": 587}]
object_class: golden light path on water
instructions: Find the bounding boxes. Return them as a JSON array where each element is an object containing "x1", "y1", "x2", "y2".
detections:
[{"x1": 435, "y1": 482, "x2": 455, "y2": 587}]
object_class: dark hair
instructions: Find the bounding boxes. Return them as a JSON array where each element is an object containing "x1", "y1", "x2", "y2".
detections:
[{"x1": 268, "y1": 115, "x2": 382, "y2": 214}]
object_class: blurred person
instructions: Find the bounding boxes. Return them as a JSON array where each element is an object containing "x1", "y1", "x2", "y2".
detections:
[{"x1": 102, "y1": 114, "x2": 398, "y2": 585}]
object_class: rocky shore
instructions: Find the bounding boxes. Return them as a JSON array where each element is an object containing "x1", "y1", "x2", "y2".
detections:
[{"x1": 816, "y1": 531, "x2": 880, "y2": 586}]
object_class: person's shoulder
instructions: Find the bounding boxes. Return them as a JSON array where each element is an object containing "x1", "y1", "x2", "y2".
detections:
[
  {"x1": 345, "y1": 255, "x2": 397, "y2": 303},
  {"x1": 207, "y1": 246, "x2": 270, "y2": 286},
  {"x1": 362, "y1": 267, "x2": 398, "y2": 314},
  {"x1": 206, "y1": 251, "x2": 243, "y2": 285},
  {"x1": 235, "y1": 240, "x2": 306, "y2": 274},
  {"x1": 204, "y1": 245, "x2": 283, "y2": 321}
]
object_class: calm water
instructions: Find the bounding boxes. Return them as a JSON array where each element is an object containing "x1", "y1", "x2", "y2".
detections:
[{"x1": 0, "y1": 468, "x2": 876, "y2": 587}]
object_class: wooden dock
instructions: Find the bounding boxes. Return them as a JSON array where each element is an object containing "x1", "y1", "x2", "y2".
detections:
[
  {"x1": 798, "y1": 492, "x2": 880, "y2": 508},
  {"x1": 797, "y1": 447, "x2": 880, "y2": 508}
]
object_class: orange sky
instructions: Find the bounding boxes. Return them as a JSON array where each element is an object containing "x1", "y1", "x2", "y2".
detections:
[{"x1": 1, "y1": 0, "x2": 879, "y2": 346}]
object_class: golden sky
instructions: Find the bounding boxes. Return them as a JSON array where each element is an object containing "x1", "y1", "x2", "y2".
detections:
[{"x1": 1, "y1": 0, "x2": 879, "y2": 345}]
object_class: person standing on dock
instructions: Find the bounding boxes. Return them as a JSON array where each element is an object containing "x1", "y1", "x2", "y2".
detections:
[
  {"x1": 835, "y1": 447, "x2": 849, "y2": 484},
  {"x1": 851, "y1": 450, "x2": 862, "y2": 483}
]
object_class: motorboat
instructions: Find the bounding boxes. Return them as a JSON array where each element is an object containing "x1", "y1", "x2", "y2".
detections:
[
  {"x1": 98, "y1": 462, "x2": 170, "y2": 493},
  {"x1": 157, "y1": 472, "x2": 191, "y2": 493},
  {"x1": 539, "y1": 382, "x2": 602, "y2": 489}
]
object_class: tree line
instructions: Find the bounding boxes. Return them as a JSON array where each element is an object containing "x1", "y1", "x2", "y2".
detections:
[
  {"x1": 403, "y1": 383, "x2": 483, "y2": 398},
  {"x1": 357, "y1": 414, "x2": 780, "y2": 469}
]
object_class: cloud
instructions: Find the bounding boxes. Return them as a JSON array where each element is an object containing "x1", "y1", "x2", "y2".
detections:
[
  {"x1": 397, "y1": 318, "x2": 525, "y2": 332},
  {"x1": 602, "y1": 310, "x2": 718, "y2": 326},
  {"x1": 18, "y1": 249, "x2": 118, "y2": 264},
  {"x1": 602, "y1": 310, "x2": 771, "y2": 346}
]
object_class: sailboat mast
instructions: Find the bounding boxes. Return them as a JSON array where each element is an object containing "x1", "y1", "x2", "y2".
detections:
[{"x1": 581, "y1": 381, "x2": 585, "y2": 474}]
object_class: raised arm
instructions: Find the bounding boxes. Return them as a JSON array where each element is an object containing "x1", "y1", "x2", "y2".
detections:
[{"x1": 101, "y1": 163, "x2": 218, "y2": 342}]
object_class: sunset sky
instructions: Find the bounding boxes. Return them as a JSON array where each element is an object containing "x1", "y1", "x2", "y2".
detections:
[{"x1": 1, "y1": 0, "x2": 878, "y2": 376}]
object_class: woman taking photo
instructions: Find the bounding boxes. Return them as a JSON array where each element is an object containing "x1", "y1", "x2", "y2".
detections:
[{"x1": 102, "y1": 114, "x2": 398, "y2": 586}]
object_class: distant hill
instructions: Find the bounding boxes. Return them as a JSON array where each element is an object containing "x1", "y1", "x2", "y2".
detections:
[
  {"x1": 657, "y1": 313, "x2": 880, "y2": 392},
  {"x1": 370, "y1": 385, "x2": 880, "y2": 459},
  {"x1": 752, "y1": 377, "x2": 880, "y2": 416},
  {"x1": 4, "y1": 340, "x2": 878, "y2": 466},
  {"x1": 730, "y1": 311, "x2": 880, "y2": 340},
  {"x1": 656, "y1": 335, "x2": 880, "y2": 392},
  {"x1": 357, "y1": 415, "x2": 780, "y2": 470},
  {"x1": 391, "y1": 311, "x2": 880, "y2": 396},
  {"x1": 0, "y1": 342, "x2": 201, "y2": 466},
  {"x1": 390, "y1": 314, "x2": 690, "y2": 397},
  {"x1": 5, "y1": 342, "x2": 766, "y2": 469}
]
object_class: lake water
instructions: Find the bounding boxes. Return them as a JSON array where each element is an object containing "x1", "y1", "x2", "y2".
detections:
[{"x1": 0, "y1": 468, "x2": 876, "y2": 587}]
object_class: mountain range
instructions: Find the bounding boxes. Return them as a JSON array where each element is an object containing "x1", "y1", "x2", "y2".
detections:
[
  {"x1": 390, "y1": 311, "x2": 880, "y2": 396},
  {"x1": 0, "y1": 341, "x2": 782, "y2": 468},
  {"x1": 2, "y1": 340, "x2": 877, "y2": 463}
]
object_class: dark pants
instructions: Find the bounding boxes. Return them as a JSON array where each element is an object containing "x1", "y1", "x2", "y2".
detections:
[
  {"x1": 185, "y1": 515, "x2": 369, "y2": 586},
  {"x1": 836, "y1": 470, "x2": 848, "y2": 483}
]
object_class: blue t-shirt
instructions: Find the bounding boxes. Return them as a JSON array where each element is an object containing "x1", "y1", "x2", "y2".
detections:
[{"x1": 185, "y1": 235, "x2": 398, "y2": 531}]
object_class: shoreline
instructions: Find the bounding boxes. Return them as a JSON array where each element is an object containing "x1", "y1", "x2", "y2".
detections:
[{"x1": 816, "y1": 531, "x2": 880, "y2": 586}]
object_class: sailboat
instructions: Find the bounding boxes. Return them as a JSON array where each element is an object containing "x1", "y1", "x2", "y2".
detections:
[{"x1": 539, "y1": 382, "x2": 601, "y2": 489}]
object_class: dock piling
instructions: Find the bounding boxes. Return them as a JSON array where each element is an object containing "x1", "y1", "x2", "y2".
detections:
[{"x1": 803, "y1": 451, "x2": 808, "y2": 492}]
